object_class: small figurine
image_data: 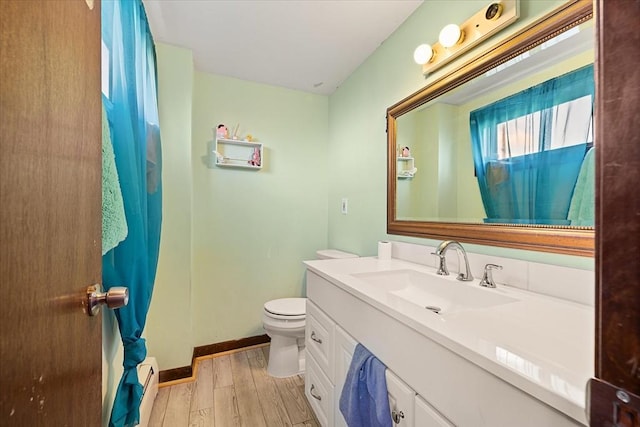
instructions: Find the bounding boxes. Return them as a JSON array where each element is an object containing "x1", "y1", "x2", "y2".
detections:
[
  {"x1": 248, "y1": 147, "x2": 261, "y2": 167},
  {"x1": 402, "y1": 146, "x2": 411, "y2": 157},
  {"x1": 216, "y1": 124, "x2": 228, "y2": 139}
]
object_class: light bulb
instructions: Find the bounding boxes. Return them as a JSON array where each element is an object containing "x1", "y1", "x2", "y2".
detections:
[
  {"x1": 439, "y1": 24, "x2": 464, "y2": 48},
  {"x1": 413, "y1": 44, "x2": 434, "y2": 65}
]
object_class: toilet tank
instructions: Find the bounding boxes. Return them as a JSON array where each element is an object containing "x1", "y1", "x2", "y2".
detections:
[{"x1": 316, "y1": 249, "x2": 358, "y2": 260}]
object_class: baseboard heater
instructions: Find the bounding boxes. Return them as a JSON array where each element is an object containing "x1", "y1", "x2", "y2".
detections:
[{"x1": 136, "y1": 357, "x2": 159, "y2": 427}]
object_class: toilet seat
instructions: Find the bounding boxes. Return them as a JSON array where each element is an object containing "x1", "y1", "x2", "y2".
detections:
[{"x1": 264, "y1": 298, "x2": 306, "y2": 320}]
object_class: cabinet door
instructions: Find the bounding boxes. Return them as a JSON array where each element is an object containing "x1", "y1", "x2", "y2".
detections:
[
  {"x1": 386, "y1": 370, "x2": 416, "y2": 426},
  {"x1": 415, "y1": 395, "x2": 454, "y2": 427},
  {"x1": 334, "y1": 326, "x2": 358, "y2": 427}
]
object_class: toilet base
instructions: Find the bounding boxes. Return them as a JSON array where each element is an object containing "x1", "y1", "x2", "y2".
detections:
[{"x1": 267, "y1": 335, "x2": 305, "y2": 378}]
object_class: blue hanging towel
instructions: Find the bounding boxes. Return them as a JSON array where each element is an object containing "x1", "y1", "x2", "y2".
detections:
[{"x1": 339, "y1": 344, "x2": 393, "y2": 427}]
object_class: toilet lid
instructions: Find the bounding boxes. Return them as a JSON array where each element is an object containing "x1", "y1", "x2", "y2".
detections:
[{"x1": 264, "y1": 298, "x2": 306, "y2": 316}]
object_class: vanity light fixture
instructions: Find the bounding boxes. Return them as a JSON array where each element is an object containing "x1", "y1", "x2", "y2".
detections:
[{"x1": 414, "y1": 0, "x2": 519, "y2": 75}]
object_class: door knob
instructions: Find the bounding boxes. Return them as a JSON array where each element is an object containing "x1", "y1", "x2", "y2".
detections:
[{"x1": 86, "y1": 284, "x2": 129, "y2": 316}]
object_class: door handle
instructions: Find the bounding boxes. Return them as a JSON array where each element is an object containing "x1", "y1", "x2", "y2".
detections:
[{"x1": 86, "y1": 284, "x2": 128, "y2": 316}]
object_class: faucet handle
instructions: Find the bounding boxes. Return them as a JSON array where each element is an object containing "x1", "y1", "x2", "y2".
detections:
[
  {"x1": 479, "y1": 263, "x2": 502, "y2": 288},
  {"x1": 431, "y1": 252, "x2": 449, "y2": 276}
]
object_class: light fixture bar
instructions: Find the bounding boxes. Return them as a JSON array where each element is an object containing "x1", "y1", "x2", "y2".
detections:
[{"x1": 421, "y1": 0, "x2": 519, "y2": 75}]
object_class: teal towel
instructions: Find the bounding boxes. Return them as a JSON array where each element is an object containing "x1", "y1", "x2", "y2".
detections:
[
  {"x1": 102, "y1": 102, "x2": 128, "y2": 255},
  {"x1": 568, "y1": 147, "x2": 595, "y2": 226}
]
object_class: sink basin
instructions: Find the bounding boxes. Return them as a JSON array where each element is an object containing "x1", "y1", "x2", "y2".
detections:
[{"x1": 351, "y1": 269, "x2": 518, "y2": 315}]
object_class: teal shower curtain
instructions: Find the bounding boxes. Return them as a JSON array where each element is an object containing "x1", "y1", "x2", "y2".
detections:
[
  {"x1": 469, "y1": 65, "x2": 594, "y2": 224},
  {"x1": 102, "y1": 1, "x2": 162, "y2": 426}
]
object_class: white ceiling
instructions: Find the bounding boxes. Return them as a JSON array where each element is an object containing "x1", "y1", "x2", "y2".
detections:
[{"x1": 142, "y1": 0, "x2": 423, "y2": 95}]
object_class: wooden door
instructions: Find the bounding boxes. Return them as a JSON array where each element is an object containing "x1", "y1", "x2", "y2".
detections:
[
  {"x1": 590, "y1": 0, "x2": 640, "y2": 425},
  {"x1": 0, "y1": 1, "x2": 102, "y2": 425}
]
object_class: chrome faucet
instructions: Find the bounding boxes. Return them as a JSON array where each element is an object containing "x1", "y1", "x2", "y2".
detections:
[{"x1": 432, "y1": 241, "x2": 474, "y2": 282}]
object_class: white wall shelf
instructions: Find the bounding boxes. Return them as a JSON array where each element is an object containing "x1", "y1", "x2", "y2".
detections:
[
  {"x1": 397, "y1": 156, "x2": 416, "y2": 179},
  {"x1": 209, "y1": 136, "x2": 263, "y2": 170}
]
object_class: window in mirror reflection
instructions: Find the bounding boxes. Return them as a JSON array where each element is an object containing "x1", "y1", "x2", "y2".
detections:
[
  {"x1": 496, "y1": 95, "x2": 593, "y2": 159},
  {"x1": 470, "y1": 65, "x2": 594, "y2": 226}
]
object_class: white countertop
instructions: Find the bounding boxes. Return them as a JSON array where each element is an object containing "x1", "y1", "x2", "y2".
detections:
[{"x1": 304, "y1": 256, "x2": 594, "y2": 425}]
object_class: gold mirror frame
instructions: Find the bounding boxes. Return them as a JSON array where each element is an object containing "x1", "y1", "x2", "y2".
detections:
[{"x1": 387, "y1": 0, "x2": 594, "y2": 257}]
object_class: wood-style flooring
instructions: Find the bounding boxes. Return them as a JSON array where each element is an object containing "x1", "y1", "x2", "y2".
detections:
[{"x1": 148, "y1": 345, "x2": 319, "y2": 427}]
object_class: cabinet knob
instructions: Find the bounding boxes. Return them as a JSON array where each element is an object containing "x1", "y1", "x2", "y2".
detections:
[{"x1": 392, "y1": 409, "x2": 405, "y2": 424}]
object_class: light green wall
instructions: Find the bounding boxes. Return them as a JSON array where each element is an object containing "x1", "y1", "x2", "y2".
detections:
[
  {"x1": 145, "y1": 43, "x2": 195, "y2": 369},
  {"x1": 435, "y1": 103, "x2": 458, "y2": 219},
  {"x1": 326, "y1": 0, "x2": 593, "y2": 270},
  {"x1": 396, "y1": 109, "x2": 437, "y2": 219},
  {"x1": 454, "y1": 92, "x2": 489, "y2": 221},
  {"x1": 326, "y1": 0, "x2": 491, "y2": 256},
  {"x1": 190, "y1": 72, "x2": 328, "y2": 348},
  {"x1": 397, "y1": 103, "x2": 457, "y2": 220},
  {"x1": 146, "y1": 44, "x2": 328, "y2": 370}
]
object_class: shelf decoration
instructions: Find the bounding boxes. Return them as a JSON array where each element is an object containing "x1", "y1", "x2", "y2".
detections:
[{"x1": 209, "y1": 126, "x2": 264, "y2": 170}]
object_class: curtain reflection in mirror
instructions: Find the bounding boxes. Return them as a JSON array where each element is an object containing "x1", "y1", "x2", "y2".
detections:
[{"x1": 469, "y1": 64, "x2": 594, "y2": 225}]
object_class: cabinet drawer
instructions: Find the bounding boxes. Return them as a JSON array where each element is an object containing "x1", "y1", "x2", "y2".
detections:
[
  {"x1": 306, "y1": 301, "x2": 335, "y2": 382},
  {"x1": 306, "y1": 352, "x2": 335, "y2": 427},
  {"x1": 386, "y1": 370, "x2": 416, "y2": 426},
  {"x1": 415, "y1": 394, "x2": 454, "y2": 427}
]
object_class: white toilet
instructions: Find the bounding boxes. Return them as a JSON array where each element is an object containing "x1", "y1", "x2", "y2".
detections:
[{"x1": 262, "y1": 249, "x2": 358, "y2": 378}]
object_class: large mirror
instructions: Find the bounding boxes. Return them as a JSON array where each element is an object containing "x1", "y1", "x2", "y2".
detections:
[{"x1": 387, "y1": 0, "x2": 594, "y2": 256}]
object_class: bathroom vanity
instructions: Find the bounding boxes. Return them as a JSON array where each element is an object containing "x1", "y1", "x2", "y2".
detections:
[{"x1": 303, "y1": 255, "x2": 592, "y2": 427}]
